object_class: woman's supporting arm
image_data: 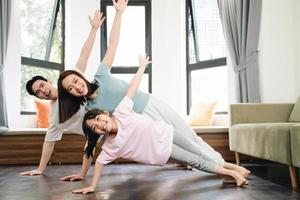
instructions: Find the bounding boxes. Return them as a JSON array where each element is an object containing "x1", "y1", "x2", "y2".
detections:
[{"x1": 59, "y1": 141, "x2": 93, "y2": 181}]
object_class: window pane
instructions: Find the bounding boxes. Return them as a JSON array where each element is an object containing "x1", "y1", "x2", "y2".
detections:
[
  {"x1": 20, "y1": 65, "x2": 59, "y2": 111},
  {"x1": 188, "y1": 0, "x2": 226, "y2": 63},
  {"x1": 21, "y1": 0, "x2": 62, "y2": 63},
  {"x1": 106, "y1": 6, "x2": 145, "y2": 66},
  {"x1": 49, "y1": 3, "x2": 63, "y2": 63},
  {"x1": 112, "y1": 74, "x2": 149, "y2": 93},
  {"x1": 191, "y1": 66, "x2": 228, "y2": 112}
]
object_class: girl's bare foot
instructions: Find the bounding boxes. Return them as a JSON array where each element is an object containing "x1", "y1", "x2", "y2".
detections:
[
  {"x1": 224, "y1": 162, "x2": 251, "y2": 178},
  {"x1": 230, "y1": 171, "x2": 248, "y2": 186}
]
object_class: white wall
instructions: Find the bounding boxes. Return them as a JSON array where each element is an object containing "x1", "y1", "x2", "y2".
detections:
[{"x1": 259, "y1": 0, "x2": 299, "y2": 102}]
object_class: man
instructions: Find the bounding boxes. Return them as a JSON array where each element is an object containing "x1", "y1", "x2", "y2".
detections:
[{"x1": 20, "y1": 10, "x2": 105, "y2": 179}]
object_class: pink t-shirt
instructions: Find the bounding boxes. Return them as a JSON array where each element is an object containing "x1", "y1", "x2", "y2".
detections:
[{"x1": 97, "y1": 96, "x2": 173, "y2": 166}]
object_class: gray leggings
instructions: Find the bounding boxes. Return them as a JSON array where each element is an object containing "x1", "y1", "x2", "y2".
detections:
[
  {"x1": 170, "y1": 130, "x2": 218, "y2": 173},
  {"x1": 143, "y1": 95, "x2": 224, "y2": 173}
]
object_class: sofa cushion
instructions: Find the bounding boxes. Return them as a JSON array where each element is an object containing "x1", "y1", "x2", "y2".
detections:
[
  {"x1": 289, "y1": 96, "x2": 300, "y2": 122},
  {"x1": 229, "y1": 123, "x2": 299, "y2": 165},
  {"x1": 189, "y1": 102, "x2": 217, "y2": 126}
]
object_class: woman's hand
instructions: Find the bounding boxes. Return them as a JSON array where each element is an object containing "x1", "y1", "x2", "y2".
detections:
[
  {"x1": 139, "y1": 54, "x2": 151, "y2": 67},
  {"x1": 19, "y1": 169, "x2": 43, "y2": 176},
  {"x1": 72, "y1": 186, "x2": 95, "y2": 194},
  {"x1": 113, "y1": 0, "x2": 128, "y2": 14},
  {"x1": 89, "y1": 10, "x2": 105, "y2": 30},
  {"x1": 59, "y1": 173, "x2": 85, "y2": 181}
]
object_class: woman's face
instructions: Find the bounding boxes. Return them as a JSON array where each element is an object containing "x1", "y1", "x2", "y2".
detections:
[
  {"x1": 62, "y1": 74, "x2": 88, "y2": 97},
  {"x1": 86, "y1": 113, "x2": 113, "y2": 135}
]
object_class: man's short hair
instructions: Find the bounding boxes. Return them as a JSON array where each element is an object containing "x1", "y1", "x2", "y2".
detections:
[{"x1": 26, "y1": 76, "x2": 48, "y2": 96}]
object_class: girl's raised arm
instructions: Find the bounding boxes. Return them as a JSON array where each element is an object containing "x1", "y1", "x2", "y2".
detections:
[{"x1": 126, "y1": 55, "x2": 151, "y2": 99}]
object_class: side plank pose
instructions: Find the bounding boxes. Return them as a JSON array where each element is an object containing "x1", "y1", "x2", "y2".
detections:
[
  {"x1": 58, "y1": 0, "x2": 247, "y2": 181},
  {"x1": 72, "y1": 55, "x2": 249, "y2": 194},
  {"x1": 20, "y1": 10, "x2": 105, "y2": 176}
]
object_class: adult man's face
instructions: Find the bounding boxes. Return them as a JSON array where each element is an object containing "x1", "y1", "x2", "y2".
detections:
[{"x1": 31, "y1": 80, "x2": 58, "y2": 100}]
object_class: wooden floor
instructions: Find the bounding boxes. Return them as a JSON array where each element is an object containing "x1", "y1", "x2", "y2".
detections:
[{"x1": 0, "y1": 163, "x2": 299, "y2": 200}]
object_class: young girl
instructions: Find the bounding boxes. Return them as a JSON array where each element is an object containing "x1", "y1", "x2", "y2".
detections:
[{"x1": 72, "y1": 55, "x2": 249, "y2": 194}]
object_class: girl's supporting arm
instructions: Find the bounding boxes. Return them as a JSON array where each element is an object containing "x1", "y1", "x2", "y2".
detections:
[{"x1": 72, "y1": 162, "x2": 105, "y2": 194}]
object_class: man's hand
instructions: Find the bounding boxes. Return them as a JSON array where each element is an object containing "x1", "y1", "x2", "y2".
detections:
[
  {"x1": 19, "y1": 169, "x2": 43, "y2": 176},
  {"x1": 89, "y1": 10, "x2": 105, "y2": 30},
  {"x1": 72, "y1": 186, "x2": 95, "y2": 194},
  {"x1": 113, "y1": 0, "x2": 128, "y2": 14},
  {"x1": 59, "y1": 173, "x2": 85, "y2": 181}
]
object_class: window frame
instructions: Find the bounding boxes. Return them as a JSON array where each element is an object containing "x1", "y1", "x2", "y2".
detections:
[
  {"x1": 185, "y1": 0, "x2": 227, "y2": 114},
  {"x1": 100, "y1": 0, "x2": 152, "y2": 93},
  {"x1": 20, "y1": 0, "x2": 65, "y2": 115}
]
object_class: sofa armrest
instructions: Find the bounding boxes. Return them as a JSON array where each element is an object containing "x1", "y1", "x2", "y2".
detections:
[
  {"x1": 290, "y1": 124, "x2": 300, "y2": 167},
  {"x1": 230, "y1": 103, "x2": 294, "y2": 125}
]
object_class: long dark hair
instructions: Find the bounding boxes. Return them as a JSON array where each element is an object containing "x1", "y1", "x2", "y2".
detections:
[
  {"x1": 82, "y1": 109, "x2": 108, "y2": 158},
  {"x1": 57, "y1": 70, "x2": 98, "y2": 123}
]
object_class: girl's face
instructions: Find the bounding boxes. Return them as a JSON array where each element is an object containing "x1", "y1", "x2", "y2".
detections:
[
  {"x1": 62, "y1": 74, "x2": 88, "y2": 97},
  {"x1": 86, "y1": 113, "x2": 113, "y2": 135}
]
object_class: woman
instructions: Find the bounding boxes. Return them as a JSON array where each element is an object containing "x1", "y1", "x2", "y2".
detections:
[{"x1": 72, "y1": 55, "x2": 249, "y2": 194}]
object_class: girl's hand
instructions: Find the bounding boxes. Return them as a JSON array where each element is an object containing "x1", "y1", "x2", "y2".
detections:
[
  {"x1": 89, "y1": 10, "x2": 105, "y2": 30},
  {"x1": 113, "y1": 0, "x2": 128, "y2": 14},
  {"x1": 72, "y1": 186, "x2": 95, "y2": 194},
  {"x1": 139, "y1": 54, "x2": 151, "y2": 67}
]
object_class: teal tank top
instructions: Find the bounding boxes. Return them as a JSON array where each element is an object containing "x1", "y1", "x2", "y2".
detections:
[{"x1": 86, "y1": 63, "x2": 150, "y2": 113}]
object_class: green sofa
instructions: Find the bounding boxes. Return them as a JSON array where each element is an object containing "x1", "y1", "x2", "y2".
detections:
[{"x1": 229, "y1": 103, "x2": 299, "y2": 188}]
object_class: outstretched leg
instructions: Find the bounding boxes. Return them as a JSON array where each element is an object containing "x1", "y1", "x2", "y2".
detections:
[{"x1": 170, "y1": 144, "x2": 248, "y2": 186}]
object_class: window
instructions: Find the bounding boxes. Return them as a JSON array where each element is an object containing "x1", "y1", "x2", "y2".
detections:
[
  {"x1": 101, "y1": 0, "x2": 152, "y2": 93},
  {"x1": 20, "y1": 0, "x2": 64, "y2": 113},
  {"x1": 186, "y1": 0, "x2": 227, "y2": 113}
]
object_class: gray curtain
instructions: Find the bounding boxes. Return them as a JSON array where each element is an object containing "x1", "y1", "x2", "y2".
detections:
[
  {"x1": 218, "y1": 0, "x2": 262, "y2": 103},
  {"x1": 0, "y1": 0, "x2": 11, "y2": 133}
]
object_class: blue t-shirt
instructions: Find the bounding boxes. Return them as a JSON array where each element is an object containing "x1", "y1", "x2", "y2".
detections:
[{"x1": 86, "y1": 63, "x2": 150, "y2": 113}]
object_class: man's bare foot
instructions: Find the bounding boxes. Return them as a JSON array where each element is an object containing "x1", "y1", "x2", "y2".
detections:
[{"x1": 174, "y1": 163, "x2": 193, "y2": 170}]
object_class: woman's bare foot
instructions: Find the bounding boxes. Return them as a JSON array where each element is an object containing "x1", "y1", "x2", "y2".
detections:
[{"x1": 234, "y1": 165, "x2": 251, "y2": 178}]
